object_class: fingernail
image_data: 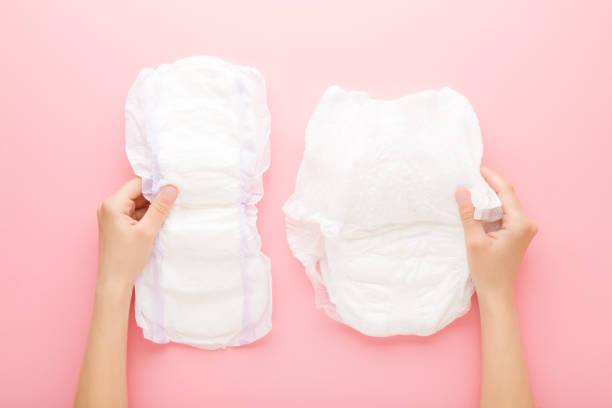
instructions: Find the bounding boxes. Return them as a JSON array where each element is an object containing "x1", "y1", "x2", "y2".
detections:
[
  {"x1": 160, "y1": 185, "x2": 178, "y2": 203},
  {"x1": 455, "y1": 189, "x2": 470, "y2": 206}
]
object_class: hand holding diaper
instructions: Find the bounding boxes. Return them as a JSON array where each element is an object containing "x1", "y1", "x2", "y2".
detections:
[
  {"x1": 96, "y1": 177, "x2": 178, "y2": 295},
  {"x1": 455, "y1": 167, "x2": 537, "y2": 303}
]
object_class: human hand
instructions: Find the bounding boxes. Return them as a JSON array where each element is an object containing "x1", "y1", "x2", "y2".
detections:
[
  {"x1": 96, "y1": 177, "x2": 178, "y2": 297},
  {"x1": 455, "y1": 167, "x2": 537, "y2": 304}
]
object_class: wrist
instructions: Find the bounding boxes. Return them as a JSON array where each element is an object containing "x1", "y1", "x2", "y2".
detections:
[
  {"x1": 95, "y1": 271, "x2": 134, "y2": 308},
  {"x1": 476, "y1": 285, "x2": 515, "y2": 312},
  {"x1": 91, "y1": 274, "x2": 132, "y2": 337}
]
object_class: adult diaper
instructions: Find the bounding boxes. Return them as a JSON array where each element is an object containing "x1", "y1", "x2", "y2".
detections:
[
  {"x1": 125, "y1": 56, "x2": 272, "y2": 349},
  {"x1": 284, "y1": 86, "x2": 502, "y2": 337}
]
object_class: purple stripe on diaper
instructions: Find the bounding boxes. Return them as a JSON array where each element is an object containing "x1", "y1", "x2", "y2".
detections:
[
  {"x1": 238, "y1": 200, "x2": 252, "y2": 345},
  {"x1": 151, "y1": 235, "x2": 166, "y2": 343},
  {"x1": 147, "y1": 96, "x2": 167, "y2": 344}
]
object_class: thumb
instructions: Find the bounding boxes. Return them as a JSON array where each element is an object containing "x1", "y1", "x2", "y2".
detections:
[
  {"x1": 140, "y1": 185, "x2": 178, "y2": 236},
  {"x1": 455, "y1": 189, "x2": 487, "y2": 247}
]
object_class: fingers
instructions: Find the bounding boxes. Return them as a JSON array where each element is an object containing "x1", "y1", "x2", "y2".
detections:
[
  {"x1": 133, "y1": 207, "x2": 148, "y2": 221},
  {"x1": 480, "y1": 166, "x2": 523, "y2": 214},
  {"x1": 115, "y1": 177, "x2": 142, "y2": 200},
  {"x1": 132, "y1": 195, "x2": 150, "y2": 220},
  {"x1": 481, "y1": 167, "x2": 538, "y2": 239},
  {"x1": 110, "y1": 178, "x2": 151, "y2": 216},
  {"x1": 138, "y1": 185, "x2": 178, "y2": 236},
  {"x1": 134, "y1": 194, "x2": 149, "y2": 209},
  {"x1": 455, "y1": 189, "x2": 488, "y2": 248},
  {"x1": 109, "y1": 177, "x2": 145, "y2": 216}
]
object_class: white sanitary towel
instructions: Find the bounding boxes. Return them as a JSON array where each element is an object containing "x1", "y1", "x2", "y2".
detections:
[
  {"x1": 125, "y1": 56, "x2": 272, "y2": 349},
  {"x1": 284, "y1": 86, "x2": 502, "y2": 337}
]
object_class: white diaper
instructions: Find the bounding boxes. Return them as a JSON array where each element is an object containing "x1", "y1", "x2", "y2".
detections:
[
  {"x1": 125, "y1": 56, "x2": 272, "y2": 349},
  {"x1": 284, "y1": 86, "x2": 502, "y2": 337}
]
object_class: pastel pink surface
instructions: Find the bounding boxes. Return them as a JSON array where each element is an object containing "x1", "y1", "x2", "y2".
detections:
[{"x1": 1, "y1": 0, "x2": 610, "y2": 406}]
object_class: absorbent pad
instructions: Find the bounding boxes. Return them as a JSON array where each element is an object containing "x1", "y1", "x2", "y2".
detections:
[
  {"x1": 284, "y1": 86, "x2": 502, "y2": 337},
  {"x1": 125, "y1": 56, "x2": 272, "y2": 349}
]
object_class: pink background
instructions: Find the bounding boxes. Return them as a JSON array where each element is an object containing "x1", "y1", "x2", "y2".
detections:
[{"x1": 1, "y1": 0, "x2": 611, "y2": 406}]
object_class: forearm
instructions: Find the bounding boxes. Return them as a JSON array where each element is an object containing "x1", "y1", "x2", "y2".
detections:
[
  {"x1": 75, "y1": 179, "x2": 176, "y2": 407},
  {"x1": 478, "y1": 291, "x2": 533, "y2": 408},
  {"x1": 75, "y1": 279, "x2": 132, "y2": 408}
]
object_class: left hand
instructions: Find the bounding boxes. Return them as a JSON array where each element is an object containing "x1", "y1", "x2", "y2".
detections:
[{"x1": 96, "y1": 177, "x2": 178, "y2": 294}]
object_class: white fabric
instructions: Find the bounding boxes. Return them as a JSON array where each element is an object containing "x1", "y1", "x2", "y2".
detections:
[
  {"x1": 125, "y1": 56, "x2": 272, "y2": 349},
  {"x1": 284, "y1": 86, "x2": 502, "y2": 337}
]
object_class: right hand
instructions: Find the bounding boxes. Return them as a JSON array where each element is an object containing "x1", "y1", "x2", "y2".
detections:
[{"x1": 455, "y1": 167, "x2": 537, "y2": 303}]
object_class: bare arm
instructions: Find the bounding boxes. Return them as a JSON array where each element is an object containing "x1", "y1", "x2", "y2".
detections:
[
  {"x1": 75, "y1": 178, "x2": 177, "y2": 408},
  {"x1": 455, "y1": 166, "x2": 536, "y2": 408}
]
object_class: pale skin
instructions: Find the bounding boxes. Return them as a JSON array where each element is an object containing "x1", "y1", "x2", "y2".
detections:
[
  {"x1": 456, "y1": 166, "x2": 536, "y2": 408},
  {"x1": 75, "y1": 167, "x2": 535, "y2": 408},
  {"x1": 74, "y1": 177, "x2": 178, "y2": 408}
]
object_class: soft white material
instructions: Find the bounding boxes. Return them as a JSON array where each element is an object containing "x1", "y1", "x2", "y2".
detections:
[
  {"x1": 284, "y1": 86, "x2": 502, "y2": 337},
  {"x1": 125, "y1": 56, "x2": 272, "y2": 349}
]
